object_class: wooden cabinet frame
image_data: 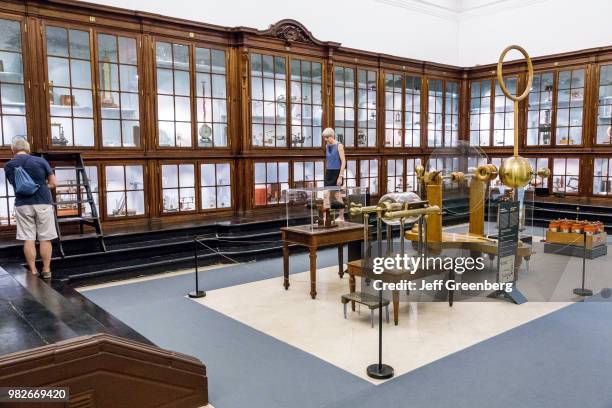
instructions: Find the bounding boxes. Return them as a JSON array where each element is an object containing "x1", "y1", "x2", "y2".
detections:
[{"x1": 1, "y1": 0, "x2": 612, "y2": 234}]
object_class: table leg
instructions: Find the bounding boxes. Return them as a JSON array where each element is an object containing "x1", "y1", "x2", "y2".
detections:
[
  {"x1": 349, "y1": 272, "x2": 356, "y2": 311},
  {"x1": 309, "y1": 246, "x2": 317, "y2": 299},
  {"x1": 393, "y1": 290, "x2": 399, "y2": 326},
  {"x1": 338, "y1": 244, "x2": 344, "y2": 278},
  {"x1": 283, "y1": 241, "x2": 289, "y2": 290}
]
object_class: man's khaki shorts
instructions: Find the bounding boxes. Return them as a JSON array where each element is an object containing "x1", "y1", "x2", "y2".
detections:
[{"x1": 15, "y1": 204, "x2": 58, "y2": 241}]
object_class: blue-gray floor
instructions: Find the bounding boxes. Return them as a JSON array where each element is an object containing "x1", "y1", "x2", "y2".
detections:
[{"x1": 83, "y1": 248, "x2": 612, "y2": 408}]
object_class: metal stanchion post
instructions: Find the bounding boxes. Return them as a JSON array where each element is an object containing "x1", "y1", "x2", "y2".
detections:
[
  {"x1": 367, "y1": 213, "x2": 394, "y2": 380},
  {"x1": 573, "y1": 231, "x2": 593, "y2": 297},
  {"x1": 188, "y1": 237, "x2": 207, "y2": 298}
]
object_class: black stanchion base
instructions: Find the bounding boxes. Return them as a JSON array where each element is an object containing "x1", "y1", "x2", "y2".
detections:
[
  {"x1": 188, "y1": 290, "x2": 207, "y2": 298},
  {"x1": 573, "y1": 288, "x2": 593, "y2": 297},
  {"x1": 367, "y1": 363, "x2": 394, "y2": 380}
]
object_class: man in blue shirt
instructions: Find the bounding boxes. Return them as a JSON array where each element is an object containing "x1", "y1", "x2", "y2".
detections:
[{"x1": 4, "y1": 138, "x2": 57, "y2": 279}]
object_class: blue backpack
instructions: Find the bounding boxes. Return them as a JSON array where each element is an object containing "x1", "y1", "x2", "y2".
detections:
[{"x1": 14, "y1": 156, "x2": 40, "y2": 196}]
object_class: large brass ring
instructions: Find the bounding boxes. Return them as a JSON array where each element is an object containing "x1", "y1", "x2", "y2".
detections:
[{"x1": 497, "y1": 45, "x2": 533, "y2": 102}]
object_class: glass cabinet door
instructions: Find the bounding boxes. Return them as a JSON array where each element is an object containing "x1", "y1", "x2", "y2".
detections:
[
  {"x1": 46, "y1": 26, "x2": 94, "y2": 147},
  {"x1": 385, "y1": 74, "x2": 402, "y2": 147},
  {"x1": 105, "y1": 164, "x2": 145, "y2": 217},
  {"x1": 250, "y1": 53, "x2": 286, "y2": 148},
  {"x1": 200, "y1": 162, "x2": 232, "y2": 209},
  {"x1": 526, "y1": 72, "x2": 554, "y2": 146},
  {"x1": 552, "y1": 158, "x2": 580, "y2": 194},
  {"x1": 404, "y1": 76, "x2": 421, "y2": 148},
  {"x1": 445, "y1": 82, "x2": 459, "y2": 147},
  {"x1": 555, "y1": 69, "x2": 584, "y2": 145},
  {"x1": 156, "y1": 42, "x2": 192, "y2": 147},
  {"x1": 357, "y1": 69, "x2": 376, "y2": 147},
  {"x1": 290, "y1": 59, "x2": 322, "y2": 148},
  {"x1": 333, "y1": 66, "x2": 355, "y2": 147},
  {"x1": 0, "y1": 167, "x2": 15, "y2": 225},
  {"x1": 253, "y1": 161, "x2": 289, "y2": 205},
  {"x1": 161, "y1": 163, "x2": 196, "y2": 212},
  {"x1": 593, "y1": 158, "x2": 612, "y2": 195},
  {"x1": 0, "y1": 18, "x2": 27, "y2": 146},
  {"x1": 493, "y1": 77, "x2": 516, "y2": 147},
  {"x1": 98, "y1": 33, "x2": 140, "y2": 147},
  {"x1": 469, "y1": 79, "x2": 491, "y2": 147},
  {"x1": 386, "y1": 158, "x2": 403, "y2": 192},
  {"x1": 196, "y1": 47, "x2": 228, "y2": 148},
  {"x1": 596, "y1": 65, "x2": 612, "y2": 145},
  {"x1": 427, "y1": 79, "x2": 443, "y2": 147}
]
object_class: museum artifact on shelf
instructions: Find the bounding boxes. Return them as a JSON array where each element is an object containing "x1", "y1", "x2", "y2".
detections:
[{"x1": 544, "y1": 217, "x2": 608, "y2": 259}]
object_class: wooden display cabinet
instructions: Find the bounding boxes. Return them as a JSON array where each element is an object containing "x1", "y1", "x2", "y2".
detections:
[{"x1": 0, "y1": 0, "x2": 611, "y2": 236}]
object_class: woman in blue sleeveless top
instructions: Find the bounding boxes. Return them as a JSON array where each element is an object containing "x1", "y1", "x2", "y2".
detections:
[{"x1": 323, "y1": 128, "x2": 345, "y2": 186}]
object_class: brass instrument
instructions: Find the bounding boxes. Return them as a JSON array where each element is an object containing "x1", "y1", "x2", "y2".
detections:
[
  {"x1": 383, "y1": 205, "x2": 441, "y2": 221},
  {"x1": 496, "y1": 45, "x2": 535, "y2": 190}
]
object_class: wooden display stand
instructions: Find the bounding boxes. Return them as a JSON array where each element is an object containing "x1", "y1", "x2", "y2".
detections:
[
  {"x1": 281, "y1": 221, "x2": 363, "y2": 299},
  {"x1": 544, "y1": 230, "x2": 608, "y2": 259}
]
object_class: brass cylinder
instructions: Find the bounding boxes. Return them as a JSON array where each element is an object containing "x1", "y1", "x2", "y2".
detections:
[
  {"x1": 475, "y1": 164, "x2": 491, "y2": 182},
  {"x1": 450, "y1": 171, "x2": 465, "y2": 183},
  {"x1": 487, "y1": 164, "x2": 498, "y2": 179},
  {"x1": 349, "y1": 202, "x2": 404, "y2": 216},
  {"x1": 348, "y1": 203, "x2": 378, "y2": 216},
  {"x1": 383, "y1": 205, "x2": 441, "y2": 221}
]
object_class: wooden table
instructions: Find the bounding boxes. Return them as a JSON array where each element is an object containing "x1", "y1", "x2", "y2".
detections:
[
  {"x1": 346, "y1": 260, "x2": 451, "y2": 325},
  {"x1": 281, "y1": 221, "x2": 364, "y2": 299}
]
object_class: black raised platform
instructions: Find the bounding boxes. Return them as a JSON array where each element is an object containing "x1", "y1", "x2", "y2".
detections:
[
  {"x1": 543, "y1": 242, "x2": 608, "y2": 259},
  {"x1": 0, "y1": 264, "x2": 152, "y2": 355},
  {"x1": 486, "y1": 198, "x2": 612, "y2": 234}
]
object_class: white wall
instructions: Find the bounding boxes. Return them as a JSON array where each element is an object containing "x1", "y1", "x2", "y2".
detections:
[
  {"x1": 458, "y1": 0, "x2": 612, "y2": 66},
  {"x1": 87, "y1": 0, "x2": 460, "y2": 65},
  {"x1": 88, "y1": 0, "x2": 612, "y2": 67}
]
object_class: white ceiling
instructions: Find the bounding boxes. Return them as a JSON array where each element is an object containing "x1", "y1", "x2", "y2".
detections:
[{"x1": 374, "y1": 0, "x2": 547, "y2": 20}]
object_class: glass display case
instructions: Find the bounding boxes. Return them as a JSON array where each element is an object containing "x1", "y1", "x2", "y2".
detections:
[
  {"x1": 285, "y1": 186, "x2": 368, "y2": 230},
  {"x1": 46, "y1": 25, "x2": 95, "y2": 147},
  {"x1": 526, "y1": 72, "x2": 554, "y2": 146},
  {"x1": 596, "y1": 64, "x2": 612, "y2": 145},
  {"x1": 555, "y1": 68, "x2": 584, "y2": 145},
  {"x1": 0, "y1": 18, "x2": 27, "y2": 147}
]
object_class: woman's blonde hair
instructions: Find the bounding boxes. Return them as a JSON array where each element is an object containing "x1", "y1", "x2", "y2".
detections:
[{"x1": 322, "y1": 128, "x2": 335, "y2": 138}]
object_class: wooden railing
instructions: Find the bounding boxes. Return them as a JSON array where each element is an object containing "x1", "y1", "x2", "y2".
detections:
[{"x1": 0, "y1": 334, "x2": 208, "y2": 408}]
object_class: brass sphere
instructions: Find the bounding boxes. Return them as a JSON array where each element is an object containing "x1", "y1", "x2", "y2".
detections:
[
  {"x1": 499, "y1": 156, "x2": 533, "y2": 188},
  {"x1": 537, "y1": 167, "x2": 551, "y2": 179},
  {"x1": 475, "y1": 164, "x2": 497, "y2": 182}
]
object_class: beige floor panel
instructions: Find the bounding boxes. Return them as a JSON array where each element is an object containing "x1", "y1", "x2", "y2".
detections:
[{"x1": 192, "y1": 265, "x2": 568, "y2": 383}]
